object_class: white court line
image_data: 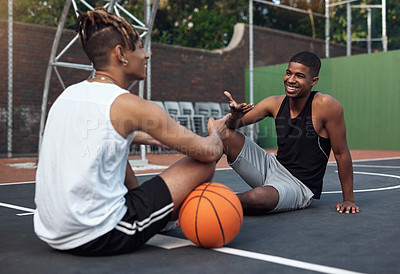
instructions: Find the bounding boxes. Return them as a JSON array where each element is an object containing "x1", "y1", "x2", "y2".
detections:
[
  {"x1": 352, "y1": 156, "x2": 400, "y2": 163},
  {"x1": 215, "y1": 246, "x2": 363, "y2": 274},
  {"x1": 328, "y1": 156, "x2": 400, "y2": 165},
  {"x1": 0, "y1": 181, "x2": 35, "y2": 186},
  {"x1": 0, "y1": 199, "x2": 366, "y2": 273},
  {"x1": 323, "y1": 171, "x2": 400, "y2": 194},
  {"x1": 352, "y1": 165, "x2": 400, "y2": 169},
  {"x1": 0, "y1": 163, "x2": 395, "y2": 273},
  {"x1": 17, "y1": 212, "x2": 35, "y2": 216},
  {"x1": 148, "y1": 235, "x2": 363, "y2": 274},
  {"x1": 0, "y1": 202, "x2": 35, "y2": 214},
  {"x1": 0, "y1": 171, "x2": 232, "y2": 183},
  {"x1": 1, "y1": 201, "x2": 364, "y2": 274},
  {"x1": 0, "y1": 170, "x2": 234, "y2": 185},
  {"x1": 1, "y1": 157, "x2": 398, "y2": 182}
]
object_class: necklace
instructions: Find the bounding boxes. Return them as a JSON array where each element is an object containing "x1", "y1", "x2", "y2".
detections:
[{"x1": 91, "y1": 76, "x2": 118, "y2": 85}]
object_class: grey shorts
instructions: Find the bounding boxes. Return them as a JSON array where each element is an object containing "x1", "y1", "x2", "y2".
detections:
[{"x1": 228, "y1": 136, "x2": 314, "y2": 213}]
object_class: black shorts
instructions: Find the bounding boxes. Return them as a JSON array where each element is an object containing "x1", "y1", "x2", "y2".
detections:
[{"x1": 66, "y1": 175, "x2": 173, "y2": 256}]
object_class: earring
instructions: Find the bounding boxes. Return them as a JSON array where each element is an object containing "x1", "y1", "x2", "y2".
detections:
[{"x1": 123, "y1": 59, "x2": 128, "y2": 66}]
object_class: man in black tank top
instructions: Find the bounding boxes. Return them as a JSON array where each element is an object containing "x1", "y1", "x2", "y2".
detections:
[{"x1": 216, "y1": 51, "x2": 359, "y2": 215}]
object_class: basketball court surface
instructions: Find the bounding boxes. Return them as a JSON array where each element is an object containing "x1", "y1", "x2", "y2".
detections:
[{"x1": 1, "y1": 151, "x2": 399, "y2": 273}]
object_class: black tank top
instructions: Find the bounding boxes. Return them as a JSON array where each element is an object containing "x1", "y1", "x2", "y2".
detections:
[{"x1": 275, "y1": 91, "x2": 331, "y2": 199}]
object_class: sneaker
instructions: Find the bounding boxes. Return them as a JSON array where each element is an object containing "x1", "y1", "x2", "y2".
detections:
[{"x1": 160, "y1": 220, "x2": 179, "y2": 232}]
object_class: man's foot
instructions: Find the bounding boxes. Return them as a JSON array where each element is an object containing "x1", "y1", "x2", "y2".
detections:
[{"x1": 209, "y1": 113, "x2": 230, "y2": 140}]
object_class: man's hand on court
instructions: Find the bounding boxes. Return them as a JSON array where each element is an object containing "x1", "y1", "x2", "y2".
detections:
[{"x1": 336, "y1": 201, "x2": 360, "y2": 214}]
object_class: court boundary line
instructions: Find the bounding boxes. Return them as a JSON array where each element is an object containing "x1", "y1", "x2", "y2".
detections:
[
  {"x1": 1, "y1": 156, "x2": 399, "y2": 185},
  {"x1": 147, "y1": 235, "x2": 363, "y2": 274},
  {"x1": 352, "y1": 165, "x2": 400, "y2": 169},
  {"x1": 0, "y1": 181, "x2": 35, "y2": 186},
  {"x1": 0, "y1": 169, "x2": 233, "y2": 184},
  {"x1": 0, "y1": 157, "x2": 397, "y2": 273},
  {"x1": 0, "y1": 202, "x2": 35, "y2": 213},
  {"x1": 215, "y1": 246, "x2": 363, "y2": 274},
  {"x1": 322, "y1": 171, "x2": 400, "y2": 194},
  {"x1": 0, "y1": 205, "x2": 365, "y2": 274},
  {"x1": 328, "y1": 156, "x2": 400, "y2": 165},
  {"x1": 352, "y1": 156, "x2": 400, "y2": 162},
  {"x1": 2, "y1": 171, "x2": 399, "y2": 216},
  {"x1": 1, "y1": 156, "x2": 398, "y2": 185}
]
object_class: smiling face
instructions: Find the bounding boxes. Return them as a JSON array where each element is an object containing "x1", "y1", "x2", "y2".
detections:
[
  {"x1": 283, "y1": 62, "x2": 319, "y2": 99},
  {"x1": 124, "y1": 39, "x2": 150, "y2": 81}
]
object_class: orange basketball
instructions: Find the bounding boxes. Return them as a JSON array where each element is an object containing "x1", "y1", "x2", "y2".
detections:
[{"x1": 179, "y1": 182, "x2": 243, "y2": 248}]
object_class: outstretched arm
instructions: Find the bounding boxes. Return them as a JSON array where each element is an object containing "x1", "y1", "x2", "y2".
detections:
[
  {"x1": 223, "y1": 91, "x2": 283, "y2": 129},
  {"x1": 112, "y1": 94, "x2": 223, "y2": 163},
  {"x1": 323, "y1": 97, "x2": 359, "y2": 214}
]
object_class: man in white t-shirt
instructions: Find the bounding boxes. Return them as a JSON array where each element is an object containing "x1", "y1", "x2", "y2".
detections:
[{"x1": 34, "y1": 8, "x2": 225, "y2": 256}]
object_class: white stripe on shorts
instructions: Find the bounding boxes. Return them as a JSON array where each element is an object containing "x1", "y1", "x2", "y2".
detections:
[{"x1": 115, "y1": 202, "x2": 174, "y2": 235}]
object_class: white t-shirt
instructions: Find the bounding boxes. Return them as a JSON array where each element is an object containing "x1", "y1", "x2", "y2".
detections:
[{"x1": 34, "y1": 81, "x2": 135, "y2": 250}]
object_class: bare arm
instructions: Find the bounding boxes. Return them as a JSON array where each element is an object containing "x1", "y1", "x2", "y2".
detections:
[
  {"x1": 111, "y1": 94, "x2": 223, "y2": 163},
  {"x1": 133, "y1": 131, "x2": 170, "y2": 149},
  {"x1": 224, "y1": 91, "x2": 283, "y2": 129},
  {"x1": 322, "y1": 96, "x2": 359, "y2": 214}
]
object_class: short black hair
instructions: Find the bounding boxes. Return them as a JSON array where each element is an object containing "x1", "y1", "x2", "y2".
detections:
[{"x1": 289, "y1": 51, "x2": 321, "y2": 77}]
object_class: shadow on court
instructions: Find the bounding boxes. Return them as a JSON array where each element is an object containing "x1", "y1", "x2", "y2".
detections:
[{"x1": 0, "y1": 158, "x2": 399, "y2": 274}]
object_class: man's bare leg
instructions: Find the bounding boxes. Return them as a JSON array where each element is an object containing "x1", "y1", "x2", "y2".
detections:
[
  {"x1": 237, "y1": 186, "x2": 279, "y2": 215},
  {"x1": 213, "y1": 117, "x2": 279, "y2": 215},
  {"x1": 159, "y1": 156, "x2": 216, "y2": 212}
]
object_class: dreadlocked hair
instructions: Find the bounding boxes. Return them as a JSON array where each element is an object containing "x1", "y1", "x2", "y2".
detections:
[{"x1": 75, "y1": 7, "x2": 140, "y2": 69}]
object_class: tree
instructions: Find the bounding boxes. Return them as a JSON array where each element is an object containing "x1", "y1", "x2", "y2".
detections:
[
  {"x1": 151, "y1": 0, "x2": 248, "y2": 49},
  {"x1": 0, "y1": 0, "x2": 97, "y2": 28},
  {"x1": 0, "y1": 0, "x2": 399, "y2": 51},
  {"x1": 385, "y1": 0, "x2": 400, "y2": 50},
  {"x1": 329, "y1": 0, "x2": 397, "y2": 51}
]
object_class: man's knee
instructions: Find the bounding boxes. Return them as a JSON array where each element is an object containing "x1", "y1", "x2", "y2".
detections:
[
  {"x1": 222, "y1": 129, "x2": 245, "y2": 162},
  {"x1": 251, "y1": 186, "x2": 279, "y2": 208},
  {"x1": 238, "y1": 186, "x2": 279, "y2": 215}
]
